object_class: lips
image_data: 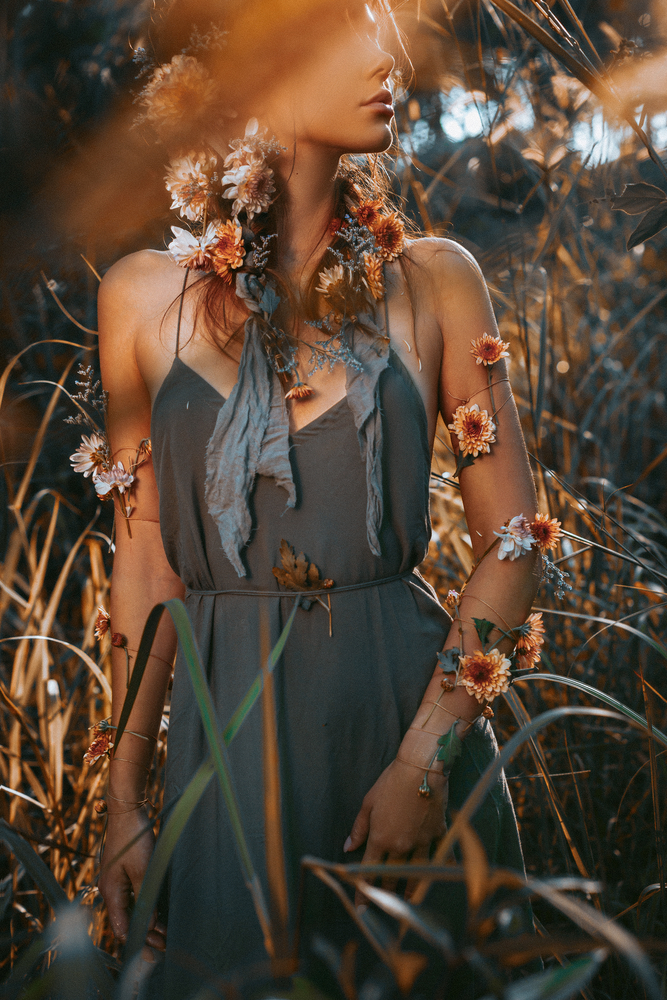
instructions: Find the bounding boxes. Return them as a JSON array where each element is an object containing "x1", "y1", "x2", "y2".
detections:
[{"x1": 364, "y1": 89, "x2": 393, "y2": 108}]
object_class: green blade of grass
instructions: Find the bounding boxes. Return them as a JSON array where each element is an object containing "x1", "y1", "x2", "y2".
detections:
[
  {"x1": 513, "y1": 673, "x2": 667, "y2": 750},
  {"x1": 121, "y1": 595, "x2": 300, "y2": 965},
  {"x1": 0, "y1": 818, "x2": 67, "y2": 909}
]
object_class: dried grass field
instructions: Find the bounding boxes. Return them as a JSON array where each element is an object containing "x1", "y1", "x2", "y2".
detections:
[{"x1": 1, "y1": 1, "x2": 667, "y2": 997}]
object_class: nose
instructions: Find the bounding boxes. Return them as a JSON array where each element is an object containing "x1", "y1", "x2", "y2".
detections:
[{"x1": 376, "y1": 47, "x2": 395, "y2": 82}]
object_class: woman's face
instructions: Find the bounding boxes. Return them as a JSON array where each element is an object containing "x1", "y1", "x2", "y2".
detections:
[{"x1": 261, "y1": 3, "x2": 397, "y2": 157}]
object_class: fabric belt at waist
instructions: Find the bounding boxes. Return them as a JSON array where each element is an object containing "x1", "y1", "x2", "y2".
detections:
[{"x1": 185, "y1": 569, "x2": 415, "y2": 599}]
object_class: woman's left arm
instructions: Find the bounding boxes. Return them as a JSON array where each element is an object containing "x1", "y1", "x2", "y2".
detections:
[{"x1": 344, "y1": 240, "x2": 539, "y2": 893}]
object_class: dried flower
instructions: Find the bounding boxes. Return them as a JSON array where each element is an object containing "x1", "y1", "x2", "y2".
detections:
[
  {"x1": 363, "y1": 253, "x2": 385, "y2": 301},
  {"x1": 285, "y1": 383, "x2": 314, "y2": 400},
  {"x1": 457, "y1": 648, "x2": 512, "y2": 703},
  {"x1": 93, "y1": 462, "x2": 134, "y2": 498},
  {"x1": 94, "y1": 799, "x2": 107, "y2": 815},
  {"x1": 448, "y1": 403, "x2": 496, "y2": 458},
  {"x1": 529, "y1": 513, "x2": 562, "y2": 552},
  {"x1": 372, "y1": 213, "x2": 405, "y2": 261},
  {"x1": 84, "y1": 729, "x2": 114, "y2": 765},
  {"x1": 164, "y1": 152, "x2": 218, "y2": 222},
  {"x1": 494, "y1": 514, "x2": 535, "y2": 561},
  {"x1": 70, "y1": 432, "x2": 109, "y2": 478},
  {"x1": 137, "y1": 54, "x2": 217, "y2": 136},
  {"x1": 94, "y1": 606, "x2": 111, "y2": 640},
  {"x1": 111, "y1": 632, "x2": 126, "y2": 648},
  {"x1": 210, "y1": 220, "x2": 245, "y2": 281},
  {"x1": 167, "y1": 222, "x2": 219, "y2": 270},
  {"x1": 353, "y1": 199, "x2": 383, "y2": 228},
  {"x1": 470, "y1": 333, "x2": 510, "y2": 366},
  {"x1": 444, "y1": 590, "x2": 461, "y2": 610},
  {"x1": 316, "y1": 264, "x2": 346, "y2": 298},
  {"x1": 514, "y1": 612, "x2": 545, "y2": 671}
]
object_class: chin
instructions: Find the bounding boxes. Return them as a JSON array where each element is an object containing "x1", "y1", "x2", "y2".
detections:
[{"x1": 346, "y1": 125, "x2": 394, "y2": 156}]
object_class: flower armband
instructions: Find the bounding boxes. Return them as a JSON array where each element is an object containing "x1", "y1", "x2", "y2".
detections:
[{"x1": 70, "y1": 426, "x2": 152, "y2": 534}]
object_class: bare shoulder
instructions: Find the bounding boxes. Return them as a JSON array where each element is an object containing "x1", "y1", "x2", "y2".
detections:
[
  {"x1": 404, "y1": 237, "x2": 485, "y2": 290},
  {"x1": 97, "y1": 249, "x2": 186, "y2": 346}
]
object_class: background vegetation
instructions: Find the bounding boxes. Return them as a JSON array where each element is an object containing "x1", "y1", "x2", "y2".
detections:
[{"x1": 1, "y1": 0, "x2": 666, "y2": 997}]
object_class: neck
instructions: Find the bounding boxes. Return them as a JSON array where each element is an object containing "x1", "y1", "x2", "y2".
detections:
[{"x1": 274, "y1": 142, "x2": 340, "y2": 281}]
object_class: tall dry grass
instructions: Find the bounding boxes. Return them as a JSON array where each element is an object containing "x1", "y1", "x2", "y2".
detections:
[{"x1": 1, "y1": 0, "x2": 667, "y2": 997}]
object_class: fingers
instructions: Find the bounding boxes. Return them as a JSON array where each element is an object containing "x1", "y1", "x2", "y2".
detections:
[
  {"x1": 344, "y1": 802, "x2": 371, "y2": 855},
  {"x1": 381, "y1": 854, "x2": 409, "y2": 895},
  {"x1": 406, "y1": 844, "x2": 431, "y2": 900},
  {"x1": 100, "y1": 873, "x2": 132, "y2": 945},
  {"x1": 145, "y1": 914, "x2": 167, "y2": 952},
  {"x1": 354, "y1": 841, "x2": 384, "y2": 909}
]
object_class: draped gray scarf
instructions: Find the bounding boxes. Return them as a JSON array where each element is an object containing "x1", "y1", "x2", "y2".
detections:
[{"x1": 204, "y1": 314, "x2": 389, "y2": 577}]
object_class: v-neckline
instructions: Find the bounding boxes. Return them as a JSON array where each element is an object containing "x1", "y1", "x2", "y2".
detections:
[{"x1": 165, "y1": 356, "x2": 350, "y2": 438}]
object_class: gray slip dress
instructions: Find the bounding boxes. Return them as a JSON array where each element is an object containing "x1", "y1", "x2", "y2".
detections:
[{"x1": 144, "y1": 277, "x2": 530, "y2": 998}]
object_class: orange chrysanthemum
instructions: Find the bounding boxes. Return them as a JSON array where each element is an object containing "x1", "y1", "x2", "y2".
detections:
[
  {"x1": 353, "y1": 199, "x2": 383, "y2": 229},
  {"x1": 470, "y1": 333, "x2": 510, "y2": 366},
  {"x1": 210, "y1": 220, "x2": 245, "y2": 281},
  {"x1": 363, "y1": 253, "x2": 385, "y2": 301},
  {"x1": 514, "y1": 612, "x2": 545, "y2": 670},
  {"x1": 457, "y1": 648, "x2": 512, "y2": 703},
  {"x1": 448, "y1": 403, "x2": 496, "y2": 457},
  {"x1": 94, "y1": 606, "x2": 110, "y2": 640},
  {"x1": 84, "y1": 729, "x2": 114, "y2": 765},
  {"x1": 529, "y1": 513, "x2": 562, "y2": 552},
  {"x1": 372, "y1": 213, "x2": 405, "y2": 261},
  {"x1": 285, "y1": 383, "x2": 314, "y2": 400}
]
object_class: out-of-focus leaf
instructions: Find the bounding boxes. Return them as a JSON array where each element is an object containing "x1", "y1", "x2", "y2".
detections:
[
  {"x1": 0, "y1": 819, "x2": 67, "y2": 909},
  {"x1": 124, "y1": 596, "x2": 300, "y2": 966},
  {"x1": 472, "y1": 617, "x2": 496, "y2": 646},
  {"x1": 386, "y1": 948, "x2": 429, "y2": 994},
  {"x1": 457, "y1": 817, "x2": 490, "y2": 915},
  {"x1": 479, "y1": 949, "x2": 606, "y2": 1000},
  {"x1": 627, "y1": 204, "x2": 667, "y2": 250},
  {"x1": 356, "y1": 883, "x2": 455, "y2": 960},
  {"x1": 611, "y1": 182, "x2": 667, "y2": 215}
]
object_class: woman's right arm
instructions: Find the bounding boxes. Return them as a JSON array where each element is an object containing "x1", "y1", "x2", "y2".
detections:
[{"x1": 95, "y1": 254, "x2": 185, "y2": 957}]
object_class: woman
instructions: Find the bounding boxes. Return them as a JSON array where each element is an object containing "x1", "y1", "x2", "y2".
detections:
[{"x1": 95, "y1": 0, "x2": 540, "y2": 995}]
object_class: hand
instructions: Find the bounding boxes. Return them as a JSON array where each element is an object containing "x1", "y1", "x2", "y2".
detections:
[
  {"x1": 344, "y1": 758, "x2": 448, "y2": 906},
  {"x1": 97, "y1": 806, "x2": 166, "y2": 961}
]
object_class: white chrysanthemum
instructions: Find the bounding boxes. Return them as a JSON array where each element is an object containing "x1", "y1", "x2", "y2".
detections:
[
  {"x1": 164, "y1": 152, "x2": 217, "y2": 222},
  {"x1": 93, "y1": 461, "x2": 134, "y2": 497},
  {"x1": 221, "y1": 154, "x2": 275, "y2": 221},
  {"x1": 315, "y1": 264, "x2": 345, "y2": 297},
  {"x1": 70, "y1": 432, "x2": 109, "y2": 478},
  {"x1": 167, "y1": 222, "x2": 218, "y2": 270},
  {"x1": 494, "y1": 514, "x2": 536, "y2": 561}
]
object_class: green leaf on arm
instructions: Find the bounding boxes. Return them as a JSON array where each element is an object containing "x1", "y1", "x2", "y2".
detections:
[
  {"x1": 472, "y1": 617, "x2": 496, "y2": 647},
  {"x1": 453, "y1": 450, "x2": 476, "y2": 479},
  {"x1": 437, "y1": 727, "x2": 463, "y2": 768}
]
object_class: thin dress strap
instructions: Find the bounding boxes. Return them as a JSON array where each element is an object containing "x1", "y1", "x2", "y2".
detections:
[
  {"x1": 174, "y1": 267, "x2": 190, "y2": 358},
  {"x1": 382, "y1": 262, "x2": 390, "y2": 340}
]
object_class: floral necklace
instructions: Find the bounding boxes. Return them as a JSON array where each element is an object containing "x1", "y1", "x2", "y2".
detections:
[{"x1": 163, "y1": 115, "x2": 406, "y2": 400}]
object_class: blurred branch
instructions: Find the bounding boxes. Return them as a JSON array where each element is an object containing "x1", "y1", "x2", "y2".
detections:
[{"x1": 489, "y1": 0, "x2": 667, "y2": 183}]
